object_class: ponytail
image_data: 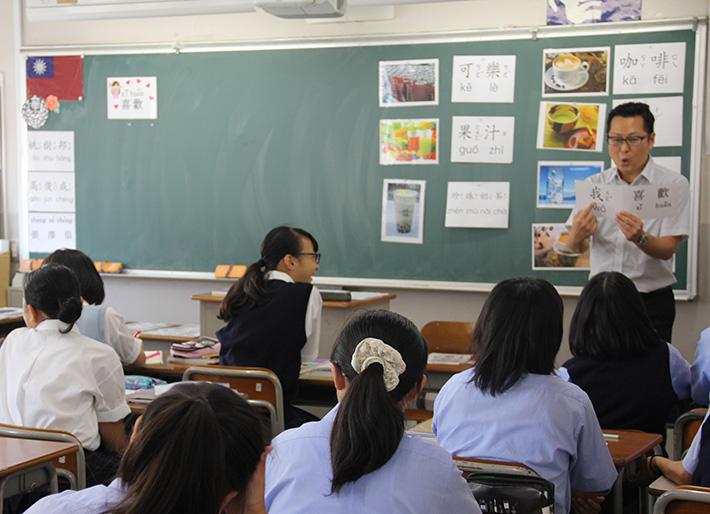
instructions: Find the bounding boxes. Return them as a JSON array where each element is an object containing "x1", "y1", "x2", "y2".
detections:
[
  {"x1": 329, "y1": 311, "x2": 427, "y2": 494},
  {"x1": 24, "y1": 263, "x2": 83, "y2": 334},
  {"x1": 218, "y1": 226, "x2": 318, "y2": 320}
]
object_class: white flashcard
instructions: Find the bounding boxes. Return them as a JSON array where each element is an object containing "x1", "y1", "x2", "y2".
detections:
[
  {"x1": 28, "y1": 172, "x2": 75, "y2": 213},
  {"x1": 28, "y1": 212, "x2": 76, "y2": 253},
  {"x1": 452, "y1": 55, "x2": 516, "y2": 103},
  {"x1": 27, "y1": 131, "x2": 75, "y2": 172},
  {"x1": 575, "y1": 180, "x2": 683, "y2": 220},
  {"x1": 612, "y1": 96, "x2": 683, "y2": 147},
  {"x1": 445, "y1": 181, "x2": 510, "y2": 228},
  {"x1": 451, "y1": 116, "x2": 515, "y2": 164},
  {"x1": 613, "y1": 42, "x2": 686, "y2": 95}
]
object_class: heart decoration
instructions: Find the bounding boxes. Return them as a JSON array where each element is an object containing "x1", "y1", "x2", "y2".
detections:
[
  {"x1": 126, "y1": 80, "x2": 130, "y2": 85},
  {"x1": 149, "y1": 96, "x2": 154, "y2": 101},
  {"x1": 137, "y1": 79, "x2": 141, "y2": 83},
  {"x1": 114, "y1": 105, "x2": 118, "y2": 109},
  {"x1": 146, "y1": 83, "x2": 151, "y2": 88}
]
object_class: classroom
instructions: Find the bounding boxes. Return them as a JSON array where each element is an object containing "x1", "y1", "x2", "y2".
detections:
[
  {"x1": 1, "y1": 0, "x2": 710, "y2": 510},
  {"x1": 0, "y1": 0, "x2": 707, "y2": 366}
]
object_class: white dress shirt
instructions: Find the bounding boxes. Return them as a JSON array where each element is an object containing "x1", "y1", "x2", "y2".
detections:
[
  {"x1": 567, "y1": 157, "x2": 690, "y2": 292},
  {"x1": 0, "y1": 320, "x2": 130, "y2": 450}
]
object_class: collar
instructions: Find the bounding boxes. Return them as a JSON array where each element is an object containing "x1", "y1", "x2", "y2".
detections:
[
  {"x1": 610, "y1": 156, "x2": 655, "y2": 185},
  {"x1": 35, "y1": 318, "x2": 78, "y2": 334},
  {"x1": 266, "y1": 270, "x2": 294, "y2": 283}
]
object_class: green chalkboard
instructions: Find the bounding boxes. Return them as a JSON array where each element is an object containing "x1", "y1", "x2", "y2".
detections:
[{"x1": 30, "y1": 22, "x2": 700, "y2": 290}]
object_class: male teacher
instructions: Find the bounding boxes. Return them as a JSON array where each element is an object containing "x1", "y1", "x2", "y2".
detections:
[{"x1": 567, "y1": 102, "x2": 690, "y2": 342}]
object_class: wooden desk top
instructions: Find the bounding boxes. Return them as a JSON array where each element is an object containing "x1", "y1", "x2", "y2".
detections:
[
  {"x1": 602, "y1": 429, "x2": 663, "y2": 467},
  {"x1": 191, "y1": 292, "x2": 396, "y2": 308},
  {"x1": 0, "y1": 437, "x2": 78, "y2": 476}
]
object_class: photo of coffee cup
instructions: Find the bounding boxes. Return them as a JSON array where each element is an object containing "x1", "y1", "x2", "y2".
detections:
[
  {"x1": 547, "y1": 104, "x2": 580, "y2": 134},
  {"x1": 552, "y1": 54, "x2": 590, "y2": 85}
]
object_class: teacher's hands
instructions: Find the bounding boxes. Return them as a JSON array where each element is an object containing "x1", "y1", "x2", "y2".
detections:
[
  {"x1": 615, "y1": 210, "x2": 645, "y2": 243},
  {"x1": 568, "y1": 202, "x2": 597, "y2": 253}
]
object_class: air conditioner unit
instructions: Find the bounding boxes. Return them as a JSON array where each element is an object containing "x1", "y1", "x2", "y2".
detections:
[{"x1": 255, "y1": 0, "x2": 345, "y2": 18}]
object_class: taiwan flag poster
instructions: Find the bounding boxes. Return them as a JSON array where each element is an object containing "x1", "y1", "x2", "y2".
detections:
[{"x1": 26, "y1": 56, "x2": 84, "y2": 101}]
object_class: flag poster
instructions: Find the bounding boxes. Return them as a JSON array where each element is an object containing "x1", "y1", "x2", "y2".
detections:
[{"x1": 26, "y1": 56, "x2": 84, "y2": 101}]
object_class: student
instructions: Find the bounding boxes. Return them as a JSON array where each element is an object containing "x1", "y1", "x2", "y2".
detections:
[
  {"x1": 0, "y1": 263, "x2": 130, "y2": 486},
  {"x1": 217, "y1": 225, "x2": 322, "y2": 429},
  {"x1": 264, "y1": 310, "x2": 481, "y2": 514},
  {"x1": 559, "y1": 271, "x2": 691, "y2": 437},
  {"x1": 690, "y1": 327, "x2": 710, "y2": 405},
  {"x1": 648, "y1": 408, "x2": 710, "y2": 488},
  {"x1": 432, "y1": 276, "x2": 617, "y2": 514},
  {"x1": 25, "y1": 382, "x2": 270, "y2": 514},
  {"x1": 44, "y1": 249, "x2": 145, "y2": 370}
]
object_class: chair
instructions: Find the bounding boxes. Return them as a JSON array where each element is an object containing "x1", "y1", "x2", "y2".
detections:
[
  {"x1": 674, "y1": 409, "x2": 708, "y2": 460},
  {"x1": 653, "y1": 485, "x2": 710, "y2": 513},
  {"x1": 183, "y1": 366, "x2": 285, "y2": 436},
  {"x1": 453, "y1": 457, "x2": 555, "y2": 514},
  {"x1": 421, "y1": 321, "x2": 475, "y2": 354},
  {"x1": 0, "y1": 424, "x2": 85, "y2": 490}
]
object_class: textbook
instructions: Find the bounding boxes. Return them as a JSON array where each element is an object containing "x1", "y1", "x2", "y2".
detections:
[{"x1": 167, "y1": 355, "x2": 220, "y2": 365}]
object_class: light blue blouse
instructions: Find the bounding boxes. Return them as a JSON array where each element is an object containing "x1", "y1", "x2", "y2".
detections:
[
  {"x1": 25, "y1": 479, "x2": 124, "y2": 514},
  {"x1": 682, "y1": 408, "x2": 710, "y2": 473},
  {"x1": 433, "y1": 371, "x2": 617, "y2": 514},
  {"x1": 691, "y1": 328, "x2": 710, "y2": 405},
  {"x1": 265, "y1": 406, "x2": 481, "y2": 514}
]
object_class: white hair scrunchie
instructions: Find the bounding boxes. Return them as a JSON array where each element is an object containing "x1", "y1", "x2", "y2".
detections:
[{"x1": 350, "y1": 337, "x2": 406, "y2": 392}]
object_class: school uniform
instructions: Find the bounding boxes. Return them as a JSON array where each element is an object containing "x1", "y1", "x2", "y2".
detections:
[
  {"x1": 559, "y1": 341, "x2": 691, "y2": 436},
  {"x1": 433, "y1": 371, "x2": 617, "y2": 514},
  {"x1": 217, "y1": 270, "x2": 322, "y2": 428},
  {"x1": 77, "y1": 304, "x2": 142, "y2": 367},
  {"x1": 0, "y1": 319, "x2": 130, "y2": 451},
  {"x1": 264, "y1": 406, "x2": 481, "y2": 514},
  {"x1": 690, "y1": 327, "x2": 710, "y2": 405},
  {"x1": 24, "y1": 479, "x2": 124, "y2": 514},
  {"x1": 682, "y1": 409, "x2": 710, "y2": 484}
]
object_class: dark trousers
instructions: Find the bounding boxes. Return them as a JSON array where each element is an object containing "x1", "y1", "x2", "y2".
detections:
[
  {"x1": 640, "y1": 285, "x2": 675, "y2": 343},
  {"x1": 85, "y1": 446, "x2": 123, "y2": 487}
]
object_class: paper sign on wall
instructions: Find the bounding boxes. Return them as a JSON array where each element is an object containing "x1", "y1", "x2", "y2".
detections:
[
  {"x1": 451, "y1": 116, "x2": 515, "y2": 164},
  {"x1": 452, "y1": 55, "x2": 516, "y2": 103},
  {"x1": 107, "y1": 77, "x2": 158, "y2": 120},
  {"x1": 28, "y1": 213, "x2": 76, "y2": 253},
  {"x1": 575, "y1": 180, "x2": 683, "y2": 220},
  {"x1": 28, "y1": 131, "x2": 74, "y2": 172},
  {"x1": 445, "y1": 181, "x2": 510, "y2": 228},
  {"x1": 612, "y1": 96, "x2": 683, "y2": 147},
  {"x1": 613, "y1": 42, "x2": 686, "y2": 95},
  {"x1": 28, "y1": 172, "x2": 75, "y2": 212}
]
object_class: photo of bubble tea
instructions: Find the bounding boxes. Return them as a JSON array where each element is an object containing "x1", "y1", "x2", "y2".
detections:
[{"x1": 393, "y1": 189, "x2": 418, "y2": 233}]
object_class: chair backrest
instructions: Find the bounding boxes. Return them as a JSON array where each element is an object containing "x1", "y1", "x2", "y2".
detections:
[
  {"x1": 674, "y1": 409, "x2": 708, "y2": 460},
  {"x1": 421, "y1": 321, "x2": 475, "y2": 354},
  {"x1": 182, "y1": 365, "x2": 285, "y2": 436},
  {"x1": 653, "y1": 485, "x2": 710, "y2": 513},
  {"x1": 0, "y1": 423, "x2": 85, "y2": 490}
]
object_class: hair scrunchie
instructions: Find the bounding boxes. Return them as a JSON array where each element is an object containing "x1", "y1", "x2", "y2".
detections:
[
  {"x1": 257, "y1": 258, "x2": 266, "y2": 268},
  {"x1": 351, "y1": 337, "x2": 406, "y2": 392}
]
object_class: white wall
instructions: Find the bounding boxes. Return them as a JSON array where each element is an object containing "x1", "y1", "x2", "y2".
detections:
[{"x1": 3, "y1": 0, "x2": 710, "y2": 364}]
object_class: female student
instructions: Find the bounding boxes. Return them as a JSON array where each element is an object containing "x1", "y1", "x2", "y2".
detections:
[
  {"x1": 26, "y1": 382, "x2": 270, "y2": 514},
  {"x1": 0, "y1": 263, "x2": 130, "y2": 486},
  {"x1": 44, "y1": 249, "x2": 145, "y2": 370},
  {"x1": 432, "y1": 276, "x2": 617, "y2": 514},
  {"x1": 264, "y1": 310, "x2": 481, "y2": 513},
  {"x1": 559, "y1": 271, "x2": 691, "y2": 437},
  {"x1": 217, "y1": 225, "x2": 322, "y2": 429}
]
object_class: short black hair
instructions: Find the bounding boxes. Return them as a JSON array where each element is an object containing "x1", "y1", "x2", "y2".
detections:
[
  {"x1": 607, "y1": 102, "x2": 654, "y2": 135},
  {"x1": 569, "y1": 271, "x2": 661, "y2": 359},
  {"x1": 44, "y1": 249, "x2": 105, "y2": 305},
  {"x1": 470, "y1": 276, "x2": 563, "y2": 396}
]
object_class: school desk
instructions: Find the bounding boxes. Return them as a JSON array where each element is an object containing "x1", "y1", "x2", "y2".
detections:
[
  {"x1": 0, "y1": 309, "x2": 25, "y2": 339},
  {"x1": 190, "y1": 291, "x2": 396, "y2": 359},
  {"x1": 406, "y1": 420, "x2": 661, "y2": 514},
  {"x1": 0, "y1": 436, "x2": 79, "y2": 511}
]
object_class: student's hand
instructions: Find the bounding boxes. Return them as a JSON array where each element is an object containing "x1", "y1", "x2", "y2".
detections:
[
  {"x1": 568, "y1": 202, "x2": 597, "y2": 252},
  {"x1": 571, "y1": 495, "x2": 604, "y2": 514},
  {"x1": 241, "y1": 446, "x2": 272, "y2": 514},
  {"x1": 615, "y1": 210, "x2": 644, "y2": 243}
]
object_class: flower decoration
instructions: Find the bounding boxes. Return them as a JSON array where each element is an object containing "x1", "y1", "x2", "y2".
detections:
[{"x1": 45, "y1": 95, "x2": 60, "y2": 113}]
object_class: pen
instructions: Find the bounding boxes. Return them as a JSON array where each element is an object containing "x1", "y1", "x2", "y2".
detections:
[
  {"x1": 133, "y1": 330, "x2": 142, "y2": 338},
  {"x1": 145, "y1": 351, "x2": 161, "y2": 360},
  {"x1": 602, "y1": 433, "x2": 620, "y2": 440}
]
